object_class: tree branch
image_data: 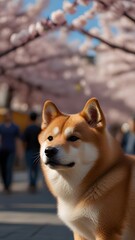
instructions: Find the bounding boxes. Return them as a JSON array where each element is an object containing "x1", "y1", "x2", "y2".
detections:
[
  {"x1": 112, "y1": 67, "x2": 135, "y2": 77},
  {"x1": 0, "y1": 34, "x2": 40, "y2": 58},
  {"x1": 3, "y1": 72, "x2": 70, "y2": 98},
  {"x1": 0, "y1": 20, "x2": 60, "y2": 58},
  {"x1": 69, "y1": 26, "x2": 135, "y2": 55},
  {"x1": 0, "y1": 52, "x2": 80, "y2": 75},
  {"x1": 1, "y1": 19, "x2": 135, "y2": 59},
  {"x1": 96, "y1": 0, "x2": 135, "y2": 23},
  {"x1": 123, "y1": 12, "x2": 135, "y2": 23}
]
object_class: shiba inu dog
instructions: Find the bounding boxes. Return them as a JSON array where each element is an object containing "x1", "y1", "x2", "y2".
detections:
[{"x1": 39, "y1": 98, "x2": 135, "y2": 240}]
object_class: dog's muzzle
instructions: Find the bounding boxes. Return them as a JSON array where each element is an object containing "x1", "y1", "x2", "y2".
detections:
[{"x1": 44, "y1": 146, "x2": 75, "y2": 168}]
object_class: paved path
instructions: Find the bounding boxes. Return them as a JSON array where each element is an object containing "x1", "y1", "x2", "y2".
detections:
[{"x1": 0, "y1": 172, "x2": 73, "y2": 240}]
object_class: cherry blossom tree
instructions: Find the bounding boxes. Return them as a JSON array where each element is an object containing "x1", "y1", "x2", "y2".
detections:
[
  {"x1": 49, "y1": 0, "x2": 135, "y2": 123},
  {"x1": 95, "y1": 11, "x2": 135, "y2": 122},
  {"x1": 0, "y1": 0, "x2": 135, "y2": 124},
  {"x1": 0, "y1": 0, "x2": 94, "y2": 113}
]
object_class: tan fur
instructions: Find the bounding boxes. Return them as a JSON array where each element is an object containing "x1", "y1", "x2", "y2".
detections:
[{"x1": 39, "y1": 98, "x2": 135, "y2": 240}]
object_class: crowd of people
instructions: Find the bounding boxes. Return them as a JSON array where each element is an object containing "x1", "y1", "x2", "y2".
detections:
[
  {"x1": 0, "y1": 110, "x2": 135, "y2": 194},
  {"x1": 0, "y1": 110, "x2": 41, "y2": 194}
]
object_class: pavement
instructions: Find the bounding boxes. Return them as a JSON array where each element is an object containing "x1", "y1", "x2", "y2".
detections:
[{"x1": 0, "y1": 171, "x2": 73, "y2": 240}]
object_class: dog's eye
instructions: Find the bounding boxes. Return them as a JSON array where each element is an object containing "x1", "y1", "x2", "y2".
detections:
[
  {"x1": 48, "y1": 136, "x2": 53, "y2": 141},
  {"x1": 67, "y1": 136, "x2": 79, "y2": 142}
]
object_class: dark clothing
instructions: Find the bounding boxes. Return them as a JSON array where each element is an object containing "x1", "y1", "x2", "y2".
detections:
[
  {"x1": 121, "y1": 132, "x2": 135, "y2": 155},
  {"x1": 26, "y1": 150, "x2": 39, "y2": 187},
  {"x1": 0, "y1": 122, "x2": 20, "y2": 190},
  {"x1": 0, "y1": 150, "x2": 14, "y2": 189},
  {"x1": 0, "y1": 123, "x2": 20, "y2": 152},
  {"x1": 23, "y1": 124, "x2": 41, "y2": 152},
  {"x1": 23, "y1": 124, "x2": 41, "y2": 188}
]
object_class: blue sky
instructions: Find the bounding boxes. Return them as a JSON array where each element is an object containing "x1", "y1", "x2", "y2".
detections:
[{"x1": 25, "y1": 0, "x2": 100, "y2": 45}]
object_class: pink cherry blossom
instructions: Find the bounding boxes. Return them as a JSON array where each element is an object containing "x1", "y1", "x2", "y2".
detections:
[
  {"x1": 72, "y1": 16, "x2": 87, "y2": 28},
  {"x1": 63, "y1": 1, "x2": 76, "y2": 14},
  {"x1": 77, "y1": 0, "x2": 90, "y2": 6},
  {"x1": 51, "y1": 10, "x2": 66, "y2": 25}
]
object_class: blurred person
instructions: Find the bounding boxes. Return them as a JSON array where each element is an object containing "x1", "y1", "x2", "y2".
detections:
[
  {"x1": 121, "y1": 116, "x2": 135, "y2": 155},
  {"x1": 0, "y1": 110, "x2": 20, "y2": 193},
  {"x1": 108, "y1": 122, "x2": 122, "y2": 142},
  {"x1": 23, "y1": 112, "x2": 41, "y2": 192}
]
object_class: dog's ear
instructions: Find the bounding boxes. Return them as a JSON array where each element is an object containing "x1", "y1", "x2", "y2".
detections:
[
  {"x1": 81, "y1": 98, "x2": 106, "y2": 128},
  {"x1": 41, "y1": 100, "x2": 61, "y2": 129}
]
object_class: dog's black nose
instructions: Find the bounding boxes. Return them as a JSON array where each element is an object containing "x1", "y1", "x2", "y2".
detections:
[{"x1": 45, "y1": 147, "x2": 58, "y2": 158}]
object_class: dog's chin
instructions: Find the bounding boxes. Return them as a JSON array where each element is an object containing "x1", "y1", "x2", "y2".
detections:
[{"x1": 45, "y1": 159, "x2": 75, "y2": 170}]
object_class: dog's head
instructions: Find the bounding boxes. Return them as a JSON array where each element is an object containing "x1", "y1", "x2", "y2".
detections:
[{"x1": 39, "y1": 98, "x2": 108, "y2": 172}]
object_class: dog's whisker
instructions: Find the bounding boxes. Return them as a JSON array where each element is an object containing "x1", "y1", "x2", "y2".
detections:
[
  {"x1": 32, "y1": 152, "x2": 40, "y2": 157},
  {"x1": 33, "y1": 155, "x2": 40, "y2": 166}
]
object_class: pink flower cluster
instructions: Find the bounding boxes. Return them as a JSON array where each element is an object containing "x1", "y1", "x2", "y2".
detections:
[{"x1": 10, "y1": 22, "x2": 45, "y2": 46}]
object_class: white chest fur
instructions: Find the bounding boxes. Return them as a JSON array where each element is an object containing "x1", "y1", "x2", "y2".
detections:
[{"x1": 58, "y1": 199, "x2": 98, "y2": 240}]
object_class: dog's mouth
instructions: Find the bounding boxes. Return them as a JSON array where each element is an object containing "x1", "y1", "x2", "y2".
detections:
[{"x1": 45, "y1": 160, "x2": 75, "y2": 168}]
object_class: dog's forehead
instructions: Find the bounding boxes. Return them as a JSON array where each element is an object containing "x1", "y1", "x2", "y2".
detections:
[
  {"x1": 45, "y1": 114, "x2": 86, "y2": 138},
  {"x1": 63, "y1": 114, "x2": 86, "y2": 136}
]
